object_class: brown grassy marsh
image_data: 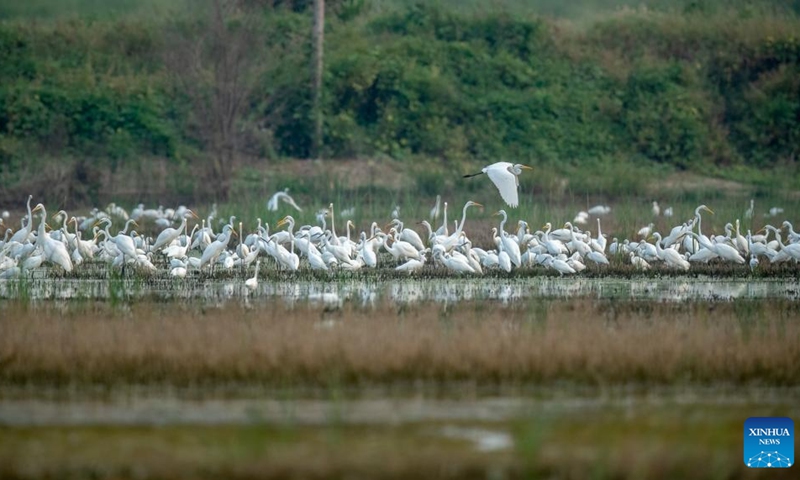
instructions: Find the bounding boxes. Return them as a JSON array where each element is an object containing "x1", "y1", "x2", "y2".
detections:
[{"x1": 2, "y1": 298, "x2": 798, "y2": 389}]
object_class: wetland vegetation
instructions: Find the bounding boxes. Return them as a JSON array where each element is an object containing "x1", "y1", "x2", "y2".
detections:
[
  {"x1": 1, "y1": 295, "x2": 799, "y2": 479},
  {"x1": 2, "y1": 297, "x2": 800, "y2": 388},
  {"x1": 2, "y1": 1, "x2": 800, "y2": 478}
]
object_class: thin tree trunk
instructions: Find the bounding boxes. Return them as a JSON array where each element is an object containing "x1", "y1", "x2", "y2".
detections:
[{"x1": 312, "y1": 0, "x2": 325, "y2": 159}]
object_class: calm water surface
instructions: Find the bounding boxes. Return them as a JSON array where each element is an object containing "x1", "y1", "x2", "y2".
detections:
[{"x1": 1, "y1": 276, "x2": 798, "y2": 304}]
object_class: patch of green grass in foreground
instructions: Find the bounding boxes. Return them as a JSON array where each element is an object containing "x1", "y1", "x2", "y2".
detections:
[{"x1": 1, "y1": 401, "x2": 798, "y2": 479}]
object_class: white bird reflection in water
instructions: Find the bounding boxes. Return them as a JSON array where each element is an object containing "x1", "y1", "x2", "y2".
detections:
[{"x1": 1, "y1": 277, "x2": 799, "y2": 305}]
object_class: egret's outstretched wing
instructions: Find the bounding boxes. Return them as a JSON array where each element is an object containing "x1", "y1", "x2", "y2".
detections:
[
  {"x1": 485, "y1": 165, "x2": 519, "y2": 208},
  {"x1": 280, "y1": 194, "x2": 303, "y2": 212}
]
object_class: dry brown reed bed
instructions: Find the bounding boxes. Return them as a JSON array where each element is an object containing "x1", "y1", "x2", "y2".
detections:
[{"x1": 1, "y1": 299, "x2": 799, "y2": 389}]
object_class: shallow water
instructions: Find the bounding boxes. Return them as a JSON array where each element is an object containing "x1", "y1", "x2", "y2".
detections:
[
  {"x1": 2, "y1": 386, "x2": 797, "y2": 427},
  {"x1": 1, "y1": 276, "x2": 799, "y2": 304}
]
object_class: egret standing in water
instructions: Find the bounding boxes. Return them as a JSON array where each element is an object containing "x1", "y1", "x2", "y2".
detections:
[
  {"x1": 463, "y1": 162, "x2": 532, "y2": 208},
  {"x1": 245, "y1": 260, "x2": 260, "y2": 290}
]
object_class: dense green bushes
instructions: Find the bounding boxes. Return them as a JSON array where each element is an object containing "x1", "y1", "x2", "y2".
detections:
[
  {"x1": 0, "y1": 21, "x2": 178, "y2": 166},
  {"x1": 0, "y1": 0, "x2": 798, "y2": 203}
]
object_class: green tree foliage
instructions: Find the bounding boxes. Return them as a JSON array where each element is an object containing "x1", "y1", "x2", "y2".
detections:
[{"x1": 0, "y1": 0, "x2": 798, "y2": 201}]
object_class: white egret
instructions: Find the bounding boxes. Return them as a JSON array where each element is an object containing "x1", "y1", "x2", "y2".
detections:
[
  {"x1": 444, "y1": 201, "x2": 482, "y2": 248},
  {"x1": 573, "y1": 211, "x2": 589, "y2": 225},
  {"x1": 200, "y1": 225, "x2": 235, "y2": 269},
  {"x1": 687, "y1": 231, "x2": 745, "y2": 264},
  {"x1": 21, "y1": 246, "x2": 45, "y2": 271},
  {"x1": 652, "y1": 233, "x2": 690, "y2": 271},
  {"x1": 418, "y1": 220, "x2": 449, "y2": 247},
  {"x1": 782, "y1": 221, "x2": 800, "y2": 244},
  {"x1": 661, "y1": 221, "x2": 690, "y2": 248},
  {"x1": 151, "y1": 210, "x2": 197, "y2": 252},
  {"x1": 70, "y1": 218, "x2": 96, "y2": 261},
  {"x1": 307, "y1": 242, "x2": 329, "y2": 271},
  {"x1": 31, "y1": 204, "x2": 73, "y2": 273},
  {"x1": 497, "y1": 250, "x2": 512, "y2": 272},
  {"x1": 245, "y1": 260, "x2": 260, "y2": 290},
  {"x1": 435, "y1": 202, "x2": 449, "y2": 236},
  {"x1": 359, "y1": 232, "x2": 377, "y2": 268},
  {"x1": 456, "y1": 236, "x2": 483, "y2": 274},
  {"x1": 429, "y1": 195, "x2": 441, "y2": 221},
  {"x1": 608, "y1": 238, "x2": 619, "y2": 255},
  {"x1": 637, "y1": 223, "x2": 654, "y2": 238},
  {"x1": 543, "y1": 255, "x2": 576, "y2": 275},
  {"x1": 567, "y1": 253, "x2": 586, "y2": 272},
  {"x1": 494, "y1": 210, "x2": 521, "y2": 267},
  {"x1": 99, "y1": 218, "x2": 139, "y2": 268},
  {"x1": 164, "y1": 225, "x2": 199, "y2": 259},
  {"x1": 587, "y1": 205, "x2": 611, "y2": 216},
  {"x1": 9, "y1": 195, "x2": 34, "y2": 244},
  {"x1": 586, "y1": 250, "x2": 609, "y2": 266},
  {"x1": 538, "y1": 224, "x2": 565, "y2": 256},
  {"x1": 328, "y1": 203, "x2": 341, "y2": 246},
  {"x1": 267, "y1": 188, "x2": 302, "y2": 212},
  {"x1": 767, "y1": 225, "x2": 800, "y2": 263},
  {"x1": 629, "y1": 252, "x2": 651, "y2": 270},
  {"x1": 744, "y1": 199, "x2": 754, "y2": 219},
  {"x1": 390, "y1": 219, "x2": 425, "y2": 251},
  {"x1": 564, "y1": 222, "x2": 591, "y2": 257},
  {"x1": 687, "y1": 204, "x2": 714, "y2": 253},
  {"x1": 323, "y1": 233, "x2": 358, "y2": 267},
  {"x1": 766, "y1": 206, "x2": 784, "y2": 217},
  {"x1": 733, "y1": 220, "x2": 748, "y2": 255},
  {"x1": 749, "y1": 255, "x2": 758, "y2": 271},
  {"x1": 433, "y1": 246, "x2": 475, "y2": 274},
  {"x1": 592, "y1": 218, "x2": 607, "y2": 253},
  {"x1": 688, "y1": 246, "x2": 717, "y2": 263},
  {"x1": 463, "y1": 162, "x2": 532, "y2": 208},
  {"x1": 747, "y1": 229, "x2": 774, "y2": 260},
  {"x1": 396, "y1": 254, "x2": 426, "y2": 274},
  {"x1": 379, "y1": 230, "x2": 422, "y2": 263}
]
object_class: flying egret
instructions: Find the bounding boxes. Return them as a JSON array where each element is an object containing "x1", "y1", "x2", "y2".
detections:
[
  {"x1": 463, "y1": 162, "x2": 532, "y2": 208},
  {"x1": 267, "y1": 188, "x2": 302, "y2": 212},
  {"x1": 587, "y1": 205, "x2": 611, "y2": 216}
]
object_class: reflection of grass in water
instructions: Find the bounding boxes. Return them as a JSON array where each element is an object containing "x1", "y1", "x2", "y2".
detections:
[
  {"x1": 2, "y1": 401, "x2": 798, "y2": 479},
  {"x1": 1, "y1": 298, "x2": 799, "y2": 388},
  {"x1": 16, "y1": 257, "x2": 800, "y2": 288}
]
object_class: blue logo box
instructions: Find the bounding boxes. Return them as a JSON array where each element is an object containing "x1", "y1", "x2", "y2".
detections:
[{"x1": 744, "y1": 417, "x2": 794, "y2": 468}]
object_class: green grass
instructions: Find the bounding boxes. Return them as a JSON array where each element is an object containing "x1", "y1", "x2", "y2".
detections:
[{"x1": 1, "y1": 399, "x2": 798, "y2": 479}]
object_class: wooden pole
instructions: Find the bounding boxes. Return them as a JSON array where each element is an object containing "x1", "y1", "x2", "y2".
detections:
[{"x1": 312, "y1": 0, "x2": 325, "y2": 160}]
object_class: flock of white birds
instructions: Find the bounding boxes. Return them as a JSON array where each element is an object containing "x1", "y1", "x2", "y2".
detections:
[
  {"x1": 0, "y1": 191, "x2": 798, "y2": 285},
  {"x1": 0, "y1": 163, "x2": 798, "y2": 283}
]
